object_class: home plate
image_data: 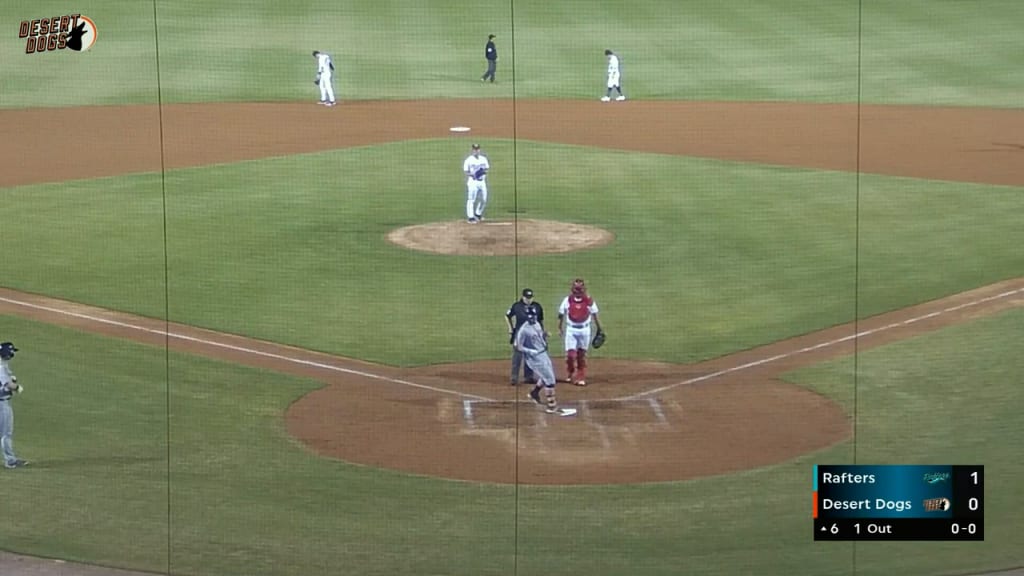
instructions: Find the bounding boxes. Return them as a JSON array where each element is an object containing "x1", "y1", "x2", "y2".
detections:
[
  {"x1": 554, "y1": 408, "x2": 577, "y2": 417},
  {"x1": 449, "y1": 126, "x2": 471, "y2": 132}
]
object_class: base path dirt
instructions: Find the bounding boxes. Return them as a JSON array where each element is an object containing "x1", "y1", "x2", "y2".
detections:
[{"x1": 1, "y1": 100, "x2": 1022, "y2": 188}]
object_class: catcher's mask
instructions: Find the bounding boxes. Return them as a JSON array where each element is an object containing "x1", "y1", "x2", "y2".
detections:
[
  {"x1": 0, "y1": 342, "x2": 17, "y2": 360},
  {"x1": 571, "y1": 278, "x2": 586, "y2": 295}
]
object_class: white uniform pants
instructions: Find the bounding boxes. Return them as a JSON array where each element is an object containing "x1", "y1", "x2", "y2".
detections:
[
  {"x1": 0, "y1": 401, "x2": 18, "y2": 465},
  {"x1": 466, "y1": 178, "x2": 488, "y2": 219},
  {"x1": 319, "y1": 73, "x2": 336, "y2": 103},
  {"x1": 564, "y1": 324, "x2": 592, "y2": 351}
]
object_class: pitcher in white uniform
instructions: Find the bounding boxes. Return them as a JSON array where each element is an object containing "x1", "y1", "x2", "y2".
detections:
[{"x1": 462, "y1": 143, "x2": 490, "y2": 222}]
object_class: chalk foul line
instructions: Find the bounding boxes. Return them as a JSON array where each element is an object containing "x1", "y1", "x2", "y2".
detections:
[
  {"x1": 620, "y1": 287, "x2": 1023, "y2": 401},
  {"x1": 0, "y1": 295, "x2": 494, "y2": 402},
  {"x1": 2, "y1": 284, "x2": 1020, "y2": 406}
]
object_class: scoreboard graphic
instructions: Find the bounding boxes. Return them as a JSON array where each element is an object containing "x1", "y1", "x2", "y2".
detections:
[{"x1": 814, "y1": 465, "x2": 983, "y2": 541}]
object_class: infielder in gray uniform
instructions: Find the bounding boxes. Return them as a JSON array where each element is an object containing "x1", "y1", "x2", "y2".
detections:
[
  {"x1": 0, "y1": 342, "x2": 27, "y2": 469},
  {"x1": 514, "y1": 311, "x2": 562, "y2": 413}
]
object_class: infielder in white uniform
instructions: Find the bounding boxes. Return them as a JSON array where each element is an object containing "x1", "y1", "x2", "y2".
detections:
[
  {"x1": 313, "y1": 50, "x2": 336, "y2": 106},
  {"x1": 602, "y1": 49, "x2": 625, "y2": 102},
  {"x1": 463, "y1": 143, "x2": 490, "y2": 222}
]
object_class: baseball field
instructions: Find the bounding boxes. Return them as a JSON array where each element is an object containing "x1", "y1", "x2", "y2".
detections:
[{"x1": 0, "y1": 1, "x2": 1022, "y2": 575}]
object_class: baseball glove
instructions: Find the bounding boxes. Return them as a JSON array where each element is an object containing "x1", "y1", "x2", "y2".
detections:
[
  {"x1": 314, "y1": 75, "x2": 321, "y2": 85},
  {"x1": 473, "y1": 167, "x2": 487, "y2": 180},
  {"x1": 592, "y1": 329, "x2": 606, "y2": 349}
]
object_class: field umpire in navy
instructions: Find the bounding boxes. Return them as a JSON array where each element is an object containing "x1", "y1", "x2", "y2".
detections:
[
  {"x1": 505, "y1": 288, "x2": 544, "y2": 385},
  {"x1": 481, "y1": 34, "x2": 497, "y2": 82}
]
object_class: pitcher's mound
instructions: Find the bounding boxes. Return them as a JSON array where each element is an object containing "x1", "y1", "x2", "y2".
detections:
[{"x1": 387, "y1": 218, "x2": 614, "y2": 256}]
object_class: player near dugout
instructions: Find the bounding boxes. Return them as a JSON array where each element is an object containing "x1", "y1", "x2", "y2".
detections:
[{"x1": 0, "y1": 342, "x2": 27, "y2": 469}]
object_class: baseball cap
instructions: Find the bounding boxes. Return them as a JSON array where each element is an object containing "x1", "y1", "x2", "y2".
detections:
[
  {"x1": 472, "y1": 143, "x2": 480, "y2": 149},
  {"x1": 522, "y1": 288, "x2": 534, "y2": 298},
  {"x1": 0, "y1": 342, "x2": 16, "y2": 358}
]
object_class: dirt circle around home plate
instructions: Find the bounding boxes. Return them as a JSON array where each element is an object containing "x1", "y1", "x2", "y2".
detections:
[
  {"x1": 385, "y1": 218, "x2": 615, "y2": 255},
  {"x1": 285, "y1": 357, "x2": 854, "y2": 485}
]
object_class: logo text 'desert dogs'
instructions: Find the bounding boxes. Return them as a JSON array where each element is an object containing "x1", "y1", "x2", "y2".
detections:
[{"x1": 19, "y1": 15, "x2": 97, "y2": 54}]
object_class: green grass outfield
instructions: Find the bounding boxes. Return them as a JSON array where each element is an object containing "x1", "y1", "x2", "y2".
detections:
[
  {"x1": 3, "y1": 141, "x2": 1022, "y2": 365},
  {"x1": 1, "y1": 306, "x2": 1020, "y2": 576},
  {"x1": 1, "y1": 0, "x2": 1022, "y2": 107}
]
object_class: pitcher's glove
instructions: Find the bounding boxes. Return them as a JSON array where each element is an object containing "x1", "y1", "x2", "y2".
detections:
[
  {"x1": 314, "y1": 75, "x2": 321, "y2": 85},
  {"x1": 592, "y1": 329, "x2": 606, "y2": 349},
  {"x1": 473, "y1": 168, "x2": 487, "y2": 180}
]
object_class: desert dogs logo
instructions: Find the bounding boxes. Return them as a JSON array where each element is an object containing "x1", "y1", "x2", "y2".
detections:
[
  {"x1": 922, "y1": 497, "x2": 952, "y2": 512},
  {"x1": 19, "y1": 14, "x2": 97, "y2": 54}
]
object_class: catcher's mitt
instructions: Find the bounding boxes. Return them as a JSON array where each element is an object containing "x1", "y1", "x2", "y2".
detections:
[
  {"x1": 592, "y1": 330, "x2": 606, "y2": 349},
  {"x1": 473, "y1": 167, "x2": 487, "y2": 180}
]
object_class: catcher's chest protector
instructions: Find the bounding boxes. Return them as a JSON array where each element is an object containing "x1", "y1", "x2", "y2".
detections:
[{"x1": 567, "y1": 297, "x2": 593, "y2": 323}]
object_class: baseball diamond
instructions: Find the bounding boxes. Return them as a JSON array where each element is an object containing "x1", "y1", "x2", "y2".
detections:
[
  {"x1": 1, "y1": 97, "x2": 1023, "y2": 573},
  {"x1": 2, "y1": 0, "x2": 1023, "y2": 575},
  {"x1": 1, "y1": 96, "x2": 1022, "y2": 574}
]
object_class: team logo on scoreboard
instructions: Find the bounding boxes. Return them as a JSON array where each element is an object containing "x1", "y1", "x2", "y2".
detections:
[
  {"x1": 922, "y1": 497, "x2": 951, "y2": 511},
  {"x1": 923, "y1": 472, "x2": 950, "y2": 485}
]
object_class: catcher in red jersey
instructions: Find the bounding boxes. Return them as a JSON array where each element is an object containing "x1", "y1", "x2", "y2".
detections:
[{"x1": 557, "y1": 278, "x2": 603, "y2": 386}]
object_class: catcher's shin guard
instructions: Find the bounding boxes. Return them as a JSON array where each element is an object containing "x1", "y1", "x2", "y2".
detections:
[
  {"x1": 565, "y1": 349, "x2": 577, "y2": 379},
  {"x1": 575, "y1": 348, "x2": 587, "y2": 382}
]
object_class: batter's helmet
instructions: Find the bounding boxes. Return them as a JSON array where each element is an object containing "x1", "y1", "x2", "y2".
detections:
[{"x1": 0, "y1": 342, "x2": 17, "y2": 360}]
